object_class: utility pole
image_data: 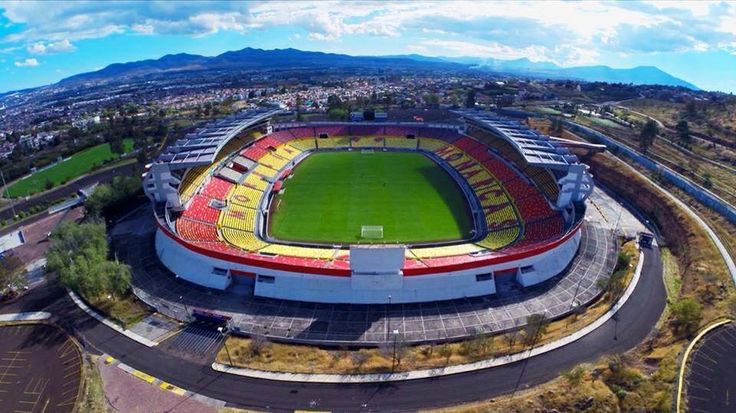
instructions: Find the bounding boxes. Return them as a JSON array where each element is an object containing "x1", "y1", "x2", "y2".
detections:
[
  {"x1": 1, "y1": 170, "x2": 16, "y2": 218},
  {"x1": 218, "y1": 326, "x2": 233, "y2": 366},
  {"x1": 511, "y1": 310, "x2": 549, "y2": 400}
]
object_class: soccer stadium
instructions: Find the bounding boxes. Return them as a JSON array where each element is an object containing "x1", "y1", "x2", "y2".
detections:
[{"x1": 143, "y1": 109, "x2": 596, "y2": 305}]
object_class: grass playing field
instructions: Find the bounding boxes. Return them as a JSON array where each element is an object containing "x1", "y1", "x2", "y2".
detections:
[
  {"x1": 5, "y1": 139, "x2": 133, "y2": 198},
  {"x1": 269, "y1": 151, "x2": 473, "y2": 244}
]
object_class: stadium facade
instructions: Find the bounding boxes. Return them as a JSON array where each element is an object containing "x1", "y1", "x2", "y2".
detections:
[{"x1": 143, "y1": 109, "x2": 594, "y2": 304}]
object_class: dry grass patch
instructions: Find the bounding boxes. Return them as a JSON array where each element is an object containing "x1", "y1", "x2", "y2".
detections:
[
  {"x1": 90, "y1": 294, "x2": 151, "y2": 329},
  {"x1": 216, "y1": 242, "x2": 638, "y2": 375}
]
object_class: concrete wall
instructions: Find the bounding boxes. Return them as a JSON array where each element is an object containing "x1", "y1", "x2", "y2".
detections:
[{"x1": 155, "y1": 226, "x2": 581, "y2": 304}]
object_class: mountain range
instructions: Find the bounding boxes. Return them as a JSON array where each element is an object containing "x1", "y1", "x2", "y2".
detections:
[{"x1": 60, "y1": 47, "x2": 699, "y2": 90}]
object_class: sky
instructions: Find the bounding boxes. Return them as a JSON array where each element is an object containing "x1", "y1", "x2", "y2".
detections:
[{"x1": 1, "y1": 0, "x2": 736, "y2": 93}]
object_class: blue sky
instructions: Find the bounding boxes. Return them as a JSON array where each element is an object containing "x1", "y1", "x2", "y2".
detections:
[{"x1": 1, "y1": 1, "x2": 736, "y2": 93}]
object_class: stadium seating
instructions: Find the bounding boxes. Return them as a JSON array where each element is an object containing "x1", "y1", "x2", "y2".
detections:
[
  {"x1": 288, "y1": 139, "x2": 317, "y2": 151},
  {"x1": 270, "y1": 130, "x2": 295, "y2": 142},
  {"x1": 219, "y1": 203, "x2": 259, "y2": 231},
  {"x1": 288, "y1": 127, "x2": 316, "y2": 139},
  {"x1": 417, "y1": 138, "x2": 449, "y2": 152},
  {"x1": 241, "y1": 145, "x2": 269, "y2": 161},
  {"x1": 176, "y1": 218, "x2": 219, "y2": 242},
  {"x1": 243, "y1": 173, "x2": 268, "y2": 190},
  {"x1": 351, "y1": 136, "x2": 384, "y2": 148},
  {"x1": 200, "y1": 177, "x2": 233, "y2": 201},
  {"x1": 314, "y1": 125, "x2": 349, "y2": 136},
  {"x1": 453, "y1": 136, "x2": 483, "y2": 153},
  {"x1": 384, "y1": 126, "x2": 414, "y2": 137},
  {"x1": 259, "y1": 153, "x2": 290, "y2": 170},
  {"x1": 220, "y1": 227, "x2": 269, "y2": 251},
  {"x1": 252, "y1": 164, "x2": 278, "y2": 179},
  {"x1": 174, "y1": 125, "x2": 569, "y2": 265},
  {"x1": 182, "y1": 195, "x2": 220, "y2": 223},
  {"x1": 316, "y1": 137, "x2": 350, "y2": 149},
  {"x1": 476, "y1": 227, "x2": 521, "y2": 250},
  {"x1": 273, "y1": 144, "x2": 301, "y2": 160},
  {"x1": 410, "y1": 243, "x2": 485, "y2": 259},
  {"x1": 418, "y1": 128, "x2": 461, "y2": 142},
  {"x1": 229, "y1": 185, "x2": 264, "y2": 209},
  {"x1": 384, "y1": 137, "x2": 418, "y2": 149},
  {"x1": 259, "y1": 244, "x2": 336, "y2": 259},
  {"x1": 178, "y1": 165, "x2": 210, "y2": 204},
  {"x1": 350, "y1": 125, "x2": 383, "y2": 136},
  {"x1": 519, "y1": 215, "x2": 565, "y2": 245}
]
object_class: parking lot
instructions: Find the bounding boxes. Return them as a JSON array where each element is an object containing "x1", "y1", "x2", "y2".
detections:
[
  {"x1": 687, "y1": 322, "x2": 736, "y2": 413},
  {"x1": 0, "y1": 324, "x2": 81, "y2": 413}
]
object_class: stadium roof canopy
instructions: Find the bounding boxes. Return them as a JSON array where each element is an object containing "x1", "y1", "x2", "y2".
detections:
[
  {"x1": 455, "y1": 110, "x2": 580, "y2": 169},
  {"x1": 157, "y1": 108, "x2": 282, "y2": 169}
]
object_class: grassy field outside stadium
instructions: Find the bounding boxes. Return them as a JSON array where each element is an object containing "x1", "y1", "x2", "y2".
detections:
[
  {"x1": 269, "y1": 151, "x2": 473, "y2": 244},
  {"x1": 5, "y1": 139, "x2": 133, "y2": 198}
]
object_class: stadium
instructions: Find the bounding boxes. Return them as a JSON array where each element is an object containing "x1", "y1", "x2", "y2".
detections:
[{"x1": 143, "y1": 109, "x2": 595, "y2": 305}]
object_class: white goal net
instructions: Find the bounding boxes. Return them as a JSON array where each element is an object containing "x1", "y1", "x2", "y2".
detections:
[{"x1": 360, "y1": 225, "x2": 384, "y2": 239}]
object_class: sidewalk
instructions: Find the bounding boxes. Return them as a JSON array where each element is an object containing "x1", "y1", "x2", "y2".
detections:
[
  {"x1": 0, "y1": 311, "x2": 51, "y2": 322},
  {"x1": 67, "y1": 289, "x2": 158, "y2": 347},
  {"x1": 213, "y1": 248, "x2": 646, "y2": 383}
]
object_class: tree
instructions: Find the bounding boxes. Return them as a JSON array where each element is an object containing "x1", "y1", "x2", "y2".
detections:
[
  {"x1": 465, "y1": 89, "x2": 476, "y2": 108},
  {"x1": 0, "y1": 253, "x2": 25, "y2": 295},
  {"x1": 46, "y1": 221, "x2": 131, "y2": 300},
  {"x1": 561, "y1": 366, "x2": 586, "y2": 389},
  {"x1": 110, "y1": 137, "x2": 125, "y2": 155},
  {"x1": 85, "y1": 176, "x2": 142, "y2": 218},
  {"x1": 502, "y1": 330, "x2": 519, "y2": 350},
  {"x1": 248, "y1": 335, "x2": 270, "y2": 357},
  {"x1": 675, "y1": 120, "x2": 692, "y2": 146},
  {"x1": 638, "y1": 120, "x2": 659, "y2": 153},
  {"x1": 671, "y1": 298, "x2": 702, "y2": 335},
  {"x1": 523, "y1": 313, "x2": 549, "y2": 345}
]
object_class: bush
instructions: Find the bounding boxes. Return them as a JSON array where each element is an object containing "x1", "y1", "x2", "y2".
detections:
[
  {"x1": 615, "y1": 252, "x2": 631, "y2": 272},
  {"x1": 670, "y1": 298, "x2": 702, "y2": 335}
]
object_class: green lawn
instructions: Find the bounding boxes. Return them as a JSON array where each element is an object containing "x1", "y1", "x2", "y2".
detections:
[
  {"x1": 269, "y1": 151, "x2": 473, "y2": 244},
  {"x1": 5, "y1": 139, "x2": 133, "y2": 198}
]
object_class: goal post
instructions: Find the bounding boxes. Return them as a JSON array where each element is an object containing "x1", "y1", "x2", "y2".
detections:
[{"x1": 360, "y1": 225, "x2": 384, "y2": 239}]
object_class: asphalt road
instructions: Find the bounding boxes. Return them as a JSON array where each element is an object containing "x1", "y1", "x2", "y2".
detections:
[
  {"x1": 686, "y1": 322, "x2": 736, "y2": 413},
  {"x1": 1, "y1": 246, "x2": 665, "y2": 412}
]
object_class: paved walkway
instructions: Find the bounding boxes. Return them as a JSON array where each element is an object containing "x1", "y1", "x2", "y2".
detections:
[
  {"x1": 0, "y1": 311, "x2": 51, "y2": 321},
  {"x1": 120, "y1": 217, "x2": 616, "y2": 345},
  {"x1": 214, "y1": 246, "x2": 646, "y2": 383}
]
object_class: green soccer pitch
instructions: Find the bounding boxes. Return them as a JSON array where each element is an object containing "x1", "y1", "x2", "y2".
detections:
[{"x1": 268, "y1": 151, "x2": 473, "y2": 244}]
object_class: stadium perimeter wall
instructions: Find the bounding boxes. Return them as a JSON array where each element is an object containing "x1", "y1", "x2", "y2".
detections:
[{"x1": 154, "y1": 223, "x2": 581, "y2": 304}]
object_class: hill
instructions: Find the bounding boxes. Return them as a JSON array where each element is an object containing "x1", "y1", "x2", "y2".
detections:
[{"x1": 58, "y1": 47, "x2": 699, "y2": 90}]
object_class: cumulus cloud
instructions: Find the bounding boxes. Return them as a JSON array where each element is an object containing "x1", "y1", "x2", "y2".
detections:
[
  {"x1": 27, "y1": 39, "x2": 76, "y2": 54},
  {"x1": 0, "y1": 0, "x2": 735, "y2": 63},
  {"x1": 14, "y1": 58, "x2": 39, "y2": 67}
]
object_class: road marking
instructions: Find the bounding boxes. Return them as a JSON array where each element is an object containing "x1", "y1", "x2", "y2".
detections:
[
  {"x1": 159, "y1": 381, "x2": 187, "y2": 396},
  {"x1": 131, "y1": 369, "x2": 156, "y2": 384}
]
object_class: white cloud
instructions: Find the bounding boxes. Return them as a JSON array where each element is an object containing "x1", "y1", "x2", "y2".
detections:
[
  {"x1": 0, "y1": 0, "x2": 734, "y2": 62},
  {"x1": 14, "y1": 58, "x2": 39, "y2": 67},
  {"x1": 27, "y1": 39, "x2": 76, "y2": 54}
]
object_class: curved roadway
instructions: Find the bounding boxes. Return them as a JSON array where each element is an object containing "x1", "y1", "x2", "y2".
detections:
[{"x1": 1, "y1": 244, "x2": 664, "y2": 412}]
